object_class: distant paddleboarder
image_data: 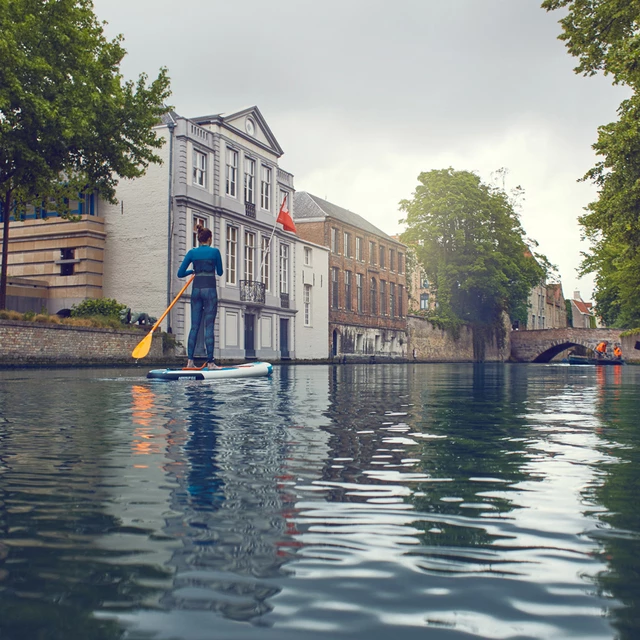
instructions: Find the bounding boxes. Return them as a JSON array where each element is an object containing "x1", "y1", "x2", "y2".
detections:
[{"x1": 177, "y1": 225, "x2": 224, "y2": 370}]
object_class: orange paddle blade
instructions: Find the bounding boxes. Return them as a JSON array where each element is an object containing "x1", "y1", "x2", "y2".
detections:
[
  {"x1": 130, "y1": 274, "x2": 195, "y2": 360},
  {"x1": 132, "y1": 330, "x2": 154, "y2": 359}
]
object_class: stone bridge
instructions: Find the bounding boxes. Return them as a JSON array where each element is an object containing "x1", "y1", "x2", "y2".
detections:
[{"x1": 510, "y1": 327, "x2": 624, "y2": 362}]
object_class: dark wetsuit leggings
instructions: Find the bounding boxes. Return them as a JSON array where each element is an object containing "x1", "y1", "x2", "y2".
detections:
[{"x1": 188, "y1": 287, "x2": 218, "y2": 362}]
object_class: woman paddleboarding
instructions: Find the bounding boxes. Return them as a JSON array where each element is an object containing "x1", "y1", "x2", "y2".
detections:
[{"x1": 177, "y1": 225, "x2": 224, "y2": 370}]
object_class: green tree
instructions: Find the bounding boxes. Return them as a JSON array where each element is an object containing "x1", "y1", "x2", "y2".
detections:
[
  {"x1": 399, "y1": 168, "x2": 547, "y2": 334},
  {"x1": 542, "y1": 0, "x2": 640, "y2": 328},
  {"x1": 0, "y1": 0, "x2": 171, "y2": 308}
]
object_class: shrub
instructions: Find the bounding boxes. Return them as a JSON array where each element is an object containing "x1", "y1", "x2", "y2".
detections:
[
  {"x1": 0, "y1": 310, "x2": 23, "y2": 321},
  {"x1": 71, "y1": 298, "x2": 126, "y2": 319}
]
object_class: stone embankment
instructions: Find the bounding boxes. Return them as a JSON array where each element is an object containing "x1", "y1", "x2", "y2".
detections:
[{"x1": 0, "y1": 319, "x2": 171, "y2": 367}]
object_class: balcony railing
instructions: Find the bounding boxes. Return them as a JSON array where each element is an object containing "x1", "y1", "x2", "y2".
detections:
[
  {"x1": 240, "y1": 280, "x2": 265, "y2": 304},
  {"x1": 280, "y1": 292, "x2": 290, "y2": 309},
  {"x1": 245, "y1": 202, "x2": 256, "y2": 218}
]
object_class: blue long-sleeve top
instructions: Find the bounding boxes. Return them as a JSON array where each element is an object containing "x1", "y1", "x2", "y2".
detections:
[{"x1": 177, "y1": 245, "x2": 223, "y2": 289}]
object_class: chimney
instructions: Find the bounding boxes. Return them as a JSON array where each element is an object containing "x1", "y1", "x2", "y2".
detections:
[{"x1": 573, "y1": 290, "x2": 582, "y2": 301}]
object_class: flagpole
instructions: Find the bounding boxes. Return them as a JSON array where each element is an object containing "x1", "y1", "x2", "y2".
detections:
[{"x1": 259, "y1": 193, "x2": 286, "y2": 282}]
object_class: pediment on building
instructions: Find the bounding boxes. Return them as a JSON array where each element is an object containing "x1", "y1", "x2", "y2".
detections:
[{"x1": 220, "y1": 106, "x2": 284, "y2": 157}]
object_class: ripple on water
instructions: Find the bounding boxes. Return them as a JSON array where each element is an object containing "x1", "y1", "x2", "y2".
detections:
[{"x1": 0, "y1": 363, "x2": 638, "y2": 639}]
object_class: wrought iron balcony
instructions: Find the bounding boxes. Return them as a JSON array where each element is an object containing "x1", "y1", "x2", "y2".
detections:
[
  {"x1": 280, "y1": 292, "x2": 290, "y2": 309},
  {"x1": 240, "y1": 280, "x2": 265, "y2": 304},
  {"x1": 245, "y1": 202, "x2": 256, "y2": 218}
]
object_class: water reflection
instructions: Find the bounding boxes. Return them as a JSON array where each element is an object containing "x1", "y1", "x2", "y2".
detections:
[{"x1": 0, "y1": 364, "x2": 640, "y2": 639}]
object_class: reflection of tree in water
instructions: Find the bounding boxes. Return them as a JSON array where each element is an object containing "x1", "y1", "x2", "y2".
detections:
[
  {"x1": 409, "y1": 365, "x2": 541, "y2": 549},
  {"x1": 586, "y1": 366, "x2": 640, "y2": 639},
  {"x1": 161, "y1": 383, "x2": 290, "y2": 623},
  {"x1": 322, "y1": 364, "x2": 540, "y2": 551},
  {"x1": 0, "y1": 377, "x2": 169, "y2": 640}
]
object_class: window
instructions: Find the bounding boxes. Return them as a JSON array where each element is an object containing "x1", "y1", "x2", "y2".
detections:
[
  {"x1": 193, "y1": 149, "x2": 207, "y2": 188},
  {"x1": 344, "y1": 232, "x2": 352, "y2": 258},
  {"x1": 244, "y1": 157, "x2": 255, "y2": 204},
  {"x1": 370, "y1": 278, "x2": 377, "y2": 314},
  {"x1": 390, "y1": 282, "x2": 396, "y2": 317},
  {"x1": 192, "y1": 214, "x2": 207, "y2": 248},
  {"x1": 226, "y1": 148, "x2": 238, "y2": 197},
  {"x1": 331, "y1": 228, "x2": 339, "y2": 254},
  {"x1": 380, "y1": 280, "x2": 387, "y2": 315},
  {"x1": 356, "y1": 237, "x2": 363, "y2": 261},
  {"x1": 304, "y1": 284, "x2": 312, "y2": 326},
  {"x1": 398, "y1": 252, "x2": 404, "y2": 274},
  {"x1": 226, "y1": 226, "x2": 237, "y2": 285},
  {"x1": 369, "y1": 241, "x2": 376, "y2": 265},
  {"x1": 379, "y1": 245, "x2": 385, "y2": 269},
  {"x1": 261, "y1": 165, "x2": 271, "y2": 210},
  {"x1": 389, "y1": 249, "x2": 395, "y2": 272},
  {"x1": 331, "y1": 267, "x2": 339, "y2": 309},
  {"x1": 304, "y1": 246, "x2": 312, "y2": 265},
  {"x1": 345, "y1": 271, "x2": 352, "y2": 311},
  {"x1": 244, "y1": 231, "x2": 255, "y2": 281},
  {"x1": 356, "y1": 273, "x2": 363, "y2": 313},
  {"x1": 59, "y1": 248, "x2": 75, "y2": 276},
  {"x1": 398, "y1": 284, "x2": 403, "y2": 317},
  {"x1": 261, "y1": 236, "x2": 270, "y2": 290},
  {"x1": 420, "y1": 293, "x2": 430, "y2": 310},
  {"x1": 279, "y1": 243, "x2": 289, "y2": 294}
]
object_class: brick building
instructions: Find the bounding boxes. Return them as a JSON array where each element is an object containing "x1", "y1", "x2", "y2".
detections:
[{"x1": 293, "y1": 192, "x2": 408, "y2": 359}]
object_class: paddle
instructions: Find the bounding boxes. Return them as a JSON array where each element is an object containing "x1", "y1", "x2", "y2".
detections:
[{"x1": 132, "y1": 275, "x2": 195, "y2": 359}]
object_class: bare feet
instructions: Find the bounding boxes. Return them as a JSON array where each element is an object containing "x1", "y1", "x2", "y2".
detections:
[
  {"x1": 186, "y1": 359, "x2": 195, "y2": 369},
  {"x1": 207, "y1": 362, "x2": 221, "y2": 370}
]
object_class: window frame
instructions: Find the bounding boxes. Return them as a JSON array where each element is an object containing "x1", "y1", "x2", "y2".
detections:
[
  {"x1": 226, "y1": 225, "x2": 238, "y2": 285},
  {"x1": 261, "y1": 165, "x2": 271, "y2": 210},
  {"x1": 244, "y1": 231, "x2": 255, "y2": 282},
  {"x1": 192, "y1": 148, "x2": 207, "y2": 188},
  {"x1": 244, "y1": 156, "x2": 255, "y2": 204},
  {"x1": 226, "y1": 147, "x2": 238, "y2": 197},
  {"x1": 331, "y1": 267, "x2": 339, "y2": 309},
  {"x1": 261, "y1": 236, "x2": 271, "y2": 290},
  {"x1": 304, "y1": 284, "x2": 312, "y2": 326},
  {"x1": 279, "y1": 242, "x2": 289, "y2": 294},
  {"x1": 344, "y1": 270, "x2": 352, "y2": 311}
]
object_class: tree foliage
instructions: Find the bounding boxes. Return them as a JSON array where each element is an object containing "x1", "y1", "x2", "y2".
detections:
[
  {"x1": 0, "y1": 0, "x2": 171, "y2": 308},
  {"x1": 543, "y1": 0, "x2": 640, "y2": 328},
  {"x1": 399, "y1": 168, "x2": 547, "y2": 332}
]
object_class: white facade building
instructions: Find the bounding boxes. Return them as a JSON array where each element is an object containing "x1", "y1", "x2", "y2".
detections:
[
  {"x1": 102, "y1": 106, "x2": 306, "y2": 362},
  {"x1": 294, "y1": 240, "x2": 329, "y2": 360}
]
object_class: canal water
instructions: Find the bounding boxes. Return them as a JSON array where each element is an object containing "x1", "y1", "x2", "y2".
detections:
[{"x1": 0, "y1": 363, "x2": 639, "y2": 640}]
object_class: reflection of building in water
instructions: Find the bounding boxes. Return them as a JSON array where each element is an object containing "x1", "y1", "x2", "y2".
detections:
[
  {"x1": 320, "y1": 364, "x2": 412, "y2": 487},
  {"x1": 160, "y1": 369, "x2": 331, "y2": 622}
]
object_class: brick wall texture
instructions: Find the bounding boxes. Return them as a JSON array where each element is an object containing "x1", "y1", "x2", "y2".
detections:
[{"x1": 0, "y1": 320, "x2": 165, "y2": 366}]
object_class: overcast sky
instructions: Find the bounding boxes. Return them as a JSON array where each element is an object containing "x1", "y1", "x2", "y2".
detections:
[{"x1": 93, "y1": 0, "x2": 627, "y2": 300}]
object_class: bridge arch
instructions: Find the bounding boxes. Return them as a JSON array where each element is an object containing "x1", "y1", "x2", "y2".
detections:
[
  {"x1": 532, "y1": 340, "x2": 594, "y2": 363},
  {"x1": 510, "y1": 328, "x2": 623, "y2": 363}
]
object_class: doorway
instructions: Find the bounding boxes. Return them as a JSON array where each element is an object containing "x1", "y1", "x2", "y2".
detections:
[
  {"x1": 244, "y1": 313, "x2": 256, "y2": 359},
  {"x1": 280, "y1": 318, "x2": 289, "y2": 359}
]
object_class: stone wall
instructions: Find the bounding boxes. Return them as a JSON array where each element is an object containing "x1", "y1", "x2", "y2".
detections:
[
  {"x1": 621, "y1": 332, "x2": 640, "y2": 364},
  {"x1": 0, "y1": 319, "x2": 167, "y2": 367},
  {"x1": 408, "y1": 315, "x2": 510, "y2": 362}
]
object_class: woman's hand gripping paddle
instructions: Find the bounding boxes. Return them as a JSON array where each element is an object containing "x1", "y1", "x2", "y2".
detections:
[{"x1": 132, "y1": 275, "x2": 195, "y2": 359}]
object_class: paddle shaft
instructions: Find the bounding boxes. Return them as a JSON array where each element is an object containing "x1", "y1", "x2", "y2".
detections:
[
  {"x1": 131, "y1": 275, "x2": 194, "y2": 359},
  {"x1": 148, "y1": 274, "x2": 194, "y2": 334}
]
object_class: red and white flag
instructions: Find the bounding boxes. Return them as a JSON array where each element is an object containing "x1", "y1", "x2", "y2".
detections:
[{"x1": 277, "y1": 194, "x2": 296, "y2": 233}]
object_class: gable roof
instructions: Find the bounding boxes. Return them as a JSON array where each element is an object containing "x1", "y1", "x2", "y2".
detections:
[
  {"x1": 293, "y1": 192, "x2": 401, "y2": 244},
  {"x1": 192, "y1": 106, "x2": 284, "y2": 157},
  {"x1": 573, "y1": 299, "x2": 593, "y2": 316}
]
